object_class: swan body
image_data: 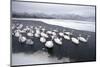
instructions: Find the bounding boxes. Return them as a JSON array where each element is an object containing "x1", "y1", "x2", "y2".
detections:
[
  {"x1": 63, "y1": 35, "x2": 70, "y2": 40},
  {"x1": 36, "y1": 29, "x2": 40, "y2": 34},
  {"x1": 27, "y1": 32, "x2": 33, "y2": 37},
  {"x1": 52, "y1": 32, "x2": 56, "y2": 36},
  {"x1": 59, "y1": 32, "x2": 64, "y2": 37},
  {"x1": 65, "y1": 32, "x2": 71, "y2": 35},
  {"x1": 78, "y1": 37, "x2": 87, "y2": 42},
  {"x1": 46, "y1": 31, "x2": 52, "y2": 34},
  {"x1": 64, "y1": 30, "x2": 74, "y2": 35},
  {"x1": 15, "y1": 32, "x2": 21, "y2": 37},
  {"x1": 78, "y1": 34, "x2": 90, "y2": 43},
  {"x1": 34, "y1": 33, "x2": 40, "y2": 37},
  {"x1": 71, "y1": 37, "x2": 79, "y2": 44},
  {"x1": 40, "y1": 32, "x2": 48, "y2": 38},
  {"x1": 53, "y1": 29, "x2": 58, "y2": 33},
  {"x1": 19, "y1": 36, "x2": 26, "y2": 43},
  {"x1": 54, "y1": 37, "x2": 62, "y2": 45},
  {"x1": 17, "y1": 24, "x2": 23, "y2": 29},
  {"x1": 45, "y1": 41, "x2": 54, "y2": 48},
  {"x1": 40, "y1": 37, "x2": 46, "y2": 43},
  {"x1": 26, "y1": 39, "x2": 34, "y2": 45}
]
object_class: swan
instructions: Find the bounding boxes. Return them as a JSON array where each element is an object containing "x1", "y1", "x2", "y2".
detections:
[
  {"x1": 40, "y1": 29, "x2": 48, "y2": 38},
  {"x1": 45, "y1": 36, "x2": 54, "y2": 48},
  {"x1": 26, "y1": 26, "x2": 30, "y2": 31},
  {"x1": 34, "y1": 28, "x2": 41, "y2": 37},
  {"x1": 20, "y1": 29, "x2": 26, "y2": 33},
  {"x1": 40, "y1": 37, "x2": 46, "y2": 43},
  {"x1": 58, "y1": 30, "x2": 65, "y2": 37},
  {"x1": 41, "y1": 32, "x2": 48, "y2": 38},
  {"x1": 71, "y1": 37, "x2": 79, "y2": 44},
  {"x1": 14, "y1": 30, "x2": 21, "y2": 37},
  {"x1": 17, "y1": 24, "x2": 23, "y2": 29},
  {"x1": 12, "y1": 24, "x2": 15, "y2": 30},
  {"x1": 26, "y1": 39, "x2": 34, "y2": 45},
  {"x1": 53, "y1": 29, "x2": 58, "y2": 32},
  {"x1": 54, "y1": 38, "x2": 62, "y2": 45},
  {"x1": 54, "y1": 36, "x2": 62, "y2": 45},
  {"x1": 59, "y1": 32, "x2": 64, "y2": 37},
  {"x1": 40, "y1": 32, "x2": 48, "y2": 38},
  {"x1": 46, "y1": 30, "x2": 52, "y2": 34},
  {"x1": 64, "y1": 30, "x2": 74, "y2": 35},
  {"x1": 45, "y1": 41, "x2": 54, "y2": 48},
  {"x1": 78, "y1": 34, "x2": 90, "y2": 43},
  {"x1": 36, "y1": 29, "x2": 40, "y2": 34},
  {"x1": 19, "y1": 35, "x2": 27, "y2": 43},
  {"x1": 27, "y1": 32, "x2": 33, "y2": 37},
  {"x1": 34, "y1": 33, "x2": 40, "y2": 37},
  {"x1": 63, "y1": 34, "x2": 70, "y2": 40},
  {"x1": 41, "y1": 28, "x2": 46, "y2": 32},
  {"x1": 52, "y1": 31, "x2": 56, "y2": 36}
]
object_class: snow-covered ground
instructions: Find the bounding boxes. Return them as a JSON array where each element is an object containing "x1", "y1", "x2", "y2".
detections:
[
  {"x1": 12, "y1": 51, "x2": 70, "y2": 66},
  {"x1": 12, "y1": 18, "x2": 95, "y2": 32}
]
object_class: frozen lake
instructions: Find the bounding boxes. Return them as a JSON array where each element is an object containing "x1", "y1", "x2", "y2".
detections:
[{"x1": 12, "y1": 18, "x2": 95, "y2": 32}]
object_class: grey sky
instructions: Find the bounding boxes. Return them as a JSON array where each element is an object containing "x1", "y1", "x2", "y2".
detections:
[{"x1": 12, "y1": 1, "x2": 95, "y2": 17}]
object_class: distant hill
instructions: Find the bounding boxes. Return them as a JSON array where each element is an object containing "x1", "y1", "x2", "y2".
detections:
[{"x1": 12, "y1": 12, "x2": 95, "y2": 22}]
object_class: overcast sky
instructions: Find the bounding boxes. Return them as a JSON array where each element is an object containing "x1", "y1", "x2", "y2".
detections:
[{"x1": 12, "y1": 1, "x2": 95, "y2": 18}]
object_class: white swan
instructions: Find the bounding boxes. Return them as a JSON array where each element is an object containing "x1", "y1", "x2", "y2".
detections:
[
  {"x1": 59, "y1": 32, "x2": 64, "y2": 37},
  {"x1": 19, "y1": 35, "x2": 27, "y2": 43},
  {"x1": 71, "y1": 37, "x2": 79, "y2": 44},
  {"x1": 41, "y1": 32, "x2": 48, "y2": 38},
  {"x1": 78, "y1": 34, "x2": 90, "y2": 43},
  {"x1": 17, "y1": 24, "x2": 23, "y2": 29},
  {"x1": 34, "y1": 28, "x2": 40, "y2": 37},
  {"x1": 45, "y1": 36, "x2": 54, "y2": 48},
  {"x1": 52, "y1": 31, "x2": 56, "y2": 36},
  {"x1": 63, "y1": 34, "x2": 70, "y2": 40},
  {"x1": 58, "y1": 30, "x2": 65, "y2": 37},
  {"x1": 36, "y1": 29, "x2": 40, "y2": 34},
  {"x1": 63, "y1": 30, "x2": 74, "y2": 40},
  {"x1": 26, "y1": 39, "x2": 34, "y2": 45},
  {"x1": 14, "y1": 30, "x2": 21, "y2": 37},
  {"x1": 45, "y1": 41, "x2": 54, "y2": 48},
  {"x1": 34, "y1": 33, "x2": 40, "y2": 37},
  {"x1": 27, "y1": 32, "x2": 33, "y2": 37},
  {"x1": 54, "y1": 36, "x2": 62, "y2": 45},
  {"x1": 40, "y1": 29, "x2": 48, "y2": 38},
  {"x1": 12, "y1": 24, "x2": 15, "y2": 30},
  {"x1": 53, "y1": 29, "x2": 58, "y2": 32},
  {"x1": 46, "y1": 30, "x2": 52, "y2": 34},
  {"x1": 40, "y1": 37, "x2": 46, "y2": 43},
  {"x1": 26, "y1": 26, "x2": 30, "y2": 30},
  {"x1": 41, "y1": 28, "x2": 46, "y2": 32}
]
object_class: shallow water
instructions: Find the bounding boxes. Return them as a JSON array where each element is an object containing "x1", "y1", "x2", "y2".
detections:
[
  {"x1": 12, "y1": 51, "x2": 70, "y2": 66},
  {"x1": 11, "y1": 19, "x2": 96, "y2": 66}
]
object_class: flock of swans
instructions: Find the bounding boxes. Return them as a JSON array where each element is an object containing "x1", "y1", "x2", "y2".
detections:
[{"x1": 12, "y1": 23, "x2": 90, "y2": 49}]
